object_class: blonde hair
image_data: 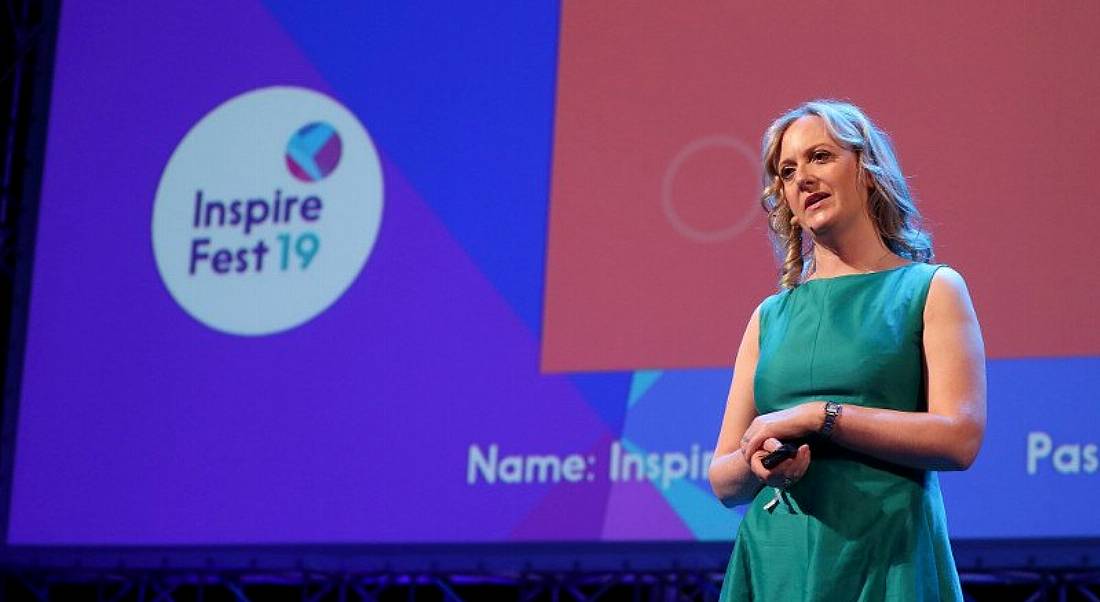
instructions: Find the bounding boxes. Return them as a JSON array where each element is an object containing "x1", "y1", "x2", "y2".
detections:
[{"x1": 760, "y1": 100, "x2": 933, "y2": 289}]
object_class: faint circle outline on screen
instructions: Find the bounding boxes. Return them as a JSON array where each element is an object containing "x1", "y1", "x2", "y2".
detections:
[{"x1": 661, "y1": 135, "x2": 760, "y2": 243}]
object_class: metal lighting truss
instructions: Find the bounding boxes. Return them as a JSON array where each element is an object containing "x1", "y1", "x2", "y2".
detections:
[{"x1": 1, "y1": 567, "x2": 1099, "y2": 602}]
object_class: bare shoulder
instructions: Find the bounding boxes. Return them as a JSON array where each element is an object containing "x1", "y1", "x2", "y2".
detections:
[
  {"x1": 749, "y1": 299, "x2": 763, "y2": 324},
  {"x1": 928, "y1": 267, "x2": 972, "y2": 305},
  {"x1": 926, "y1": 266, "x2": 977, "y2": 319},
  {"x1": 737, "y1": 301, "x2": 763, "y2": 351}
]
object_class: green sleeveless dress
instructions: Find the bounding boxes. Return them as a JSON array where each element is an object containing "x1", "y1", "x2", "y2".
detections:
[{"x1": 720, "y1": 262, "x2": 963, "y2": 602}]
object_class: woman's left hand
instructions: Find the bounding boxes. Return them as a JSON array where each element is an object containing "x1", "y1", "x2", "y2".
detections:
[{"x1": 739, "y1": 402, "x2": 824, "y2": 460}]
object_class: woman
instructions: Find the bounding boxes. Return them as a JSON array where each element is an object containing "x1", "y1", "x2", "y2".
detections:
[{"x1": 707, "y1": 100, "x2": 985, "y2": 601}]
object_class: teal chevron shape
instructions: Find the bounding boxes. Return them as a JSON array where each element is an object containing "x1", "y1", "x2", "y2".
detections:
[
  {"x1": 619, "y1": 437, "x2": 740, "y2": 540},
  {"x1": 628, "y1": 370, "x2": 663, "y2": 407}
]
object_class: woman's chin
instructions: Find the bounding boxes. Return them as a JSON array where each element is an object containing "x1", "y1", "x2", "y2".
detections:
[{"x1": 804, "y1": 215, "x2": 833, "y2": 234}]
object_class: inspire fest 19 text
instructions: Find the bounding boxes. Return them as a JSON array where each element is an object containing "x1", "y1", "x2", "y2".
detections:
[{"x1": 188, "y1": 189, "x2": 321, "y2": 276}]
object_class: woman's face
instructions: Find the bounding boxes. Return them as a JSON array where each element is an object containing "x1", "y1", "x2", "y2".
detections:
[{"x1": 776, "y1": 115, "x2": 871, "y2": 235}]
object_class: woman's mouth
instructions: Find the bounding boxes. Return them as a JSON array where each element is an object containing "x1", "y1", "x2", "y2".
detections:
[{"x1": 805, "y1": 193, "x2": 830, "y2": 210}]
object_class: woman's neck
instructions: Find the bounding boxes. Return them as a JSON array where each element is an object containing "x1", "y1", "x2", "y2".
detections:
[{"x1": 809, "y1": 217, "x2": 905, "y2": 278}]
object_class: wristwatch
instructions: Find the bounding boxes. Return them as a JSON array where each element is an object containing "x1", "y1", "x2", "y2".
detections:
[{"x1": 820, "y1": 401, "x2": 842, "y2": 439}]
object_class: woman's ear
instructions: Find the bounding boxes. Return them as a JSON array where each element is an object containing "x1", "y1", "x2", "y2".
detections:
[{"x1": 858, "y1": 164, "x2": 876, "y2": 192}]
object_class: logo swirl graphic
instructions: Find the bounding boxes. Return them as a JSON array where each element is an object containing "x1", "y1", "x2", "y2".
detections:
[{"x1": 286, "y1": 122, "x2": 343, "y2": 182}]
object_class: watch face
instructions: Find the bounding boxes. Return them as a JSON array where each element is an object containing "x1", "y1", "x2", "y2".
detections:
[{"x1": 821, "y1": 402, "x2": 840, "y2": 437}]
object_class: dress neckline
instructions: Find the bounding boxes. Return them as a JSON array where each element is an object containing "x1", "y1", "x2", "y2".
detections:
[{"x1": 801, "y1": 261, "x2": 919, "y2": 285}]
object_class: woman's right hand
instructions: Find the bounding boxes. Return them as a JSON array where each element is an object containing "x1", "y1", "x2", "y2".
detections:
[{"x1": 748, "y1": 437, "x2": 812, "y2": 488}]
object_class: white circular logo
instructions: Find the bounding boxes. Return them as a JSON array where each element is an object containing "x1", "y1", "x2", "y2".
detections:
[
  {"x1": 152, "y1": 86, "x2": 383, "y2": 336},
  {"x1": 662, "y1": 135, "x2": 759, "y2": 243}
]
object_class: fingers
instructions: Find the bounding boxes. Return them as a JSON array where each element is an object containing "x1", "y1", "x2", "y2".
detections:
[
  {"x1": 788, "y1": 444, "x2": 811, "y2": 479},
  {"x1": 741, "y1": 431, "x2": 770, "y2": 460},
  {"x1": 748, "y1": 451, "x2": 771, "y2": 484},
  {"x1": 797, "y1": 443, "x2": 810, "y2": 463},
  {"x1": 750, "y1": 444, "x2": 812, "y2": 488},
  {"x1": 779, "y1": 444, "x2": 812, "y2": 484},
  {"x1": 738, "y1": 423, "x2": 757, "y2": 459},
  {"x1": 749, "y1": 440, "x2": 787, "y2": 475}
]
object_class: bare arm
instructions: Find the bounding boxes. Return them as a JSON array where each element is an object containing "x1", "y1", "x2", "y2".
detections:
[
  {"x1": 739, "y1": 267, "x2": 987, "y2": 471},
  {"x1": 707, "y1": 305, "x2": 763, "y2": 507}
]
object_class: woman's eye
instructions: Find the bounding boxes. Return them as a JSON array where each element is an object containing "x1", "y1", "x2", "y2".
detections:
[
  {"x1": 779, "y1": 167, "x2": 795, "y2": 181},
  {"x1": 812, "y1": 150, "x2": 831, "y2": 162}
]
